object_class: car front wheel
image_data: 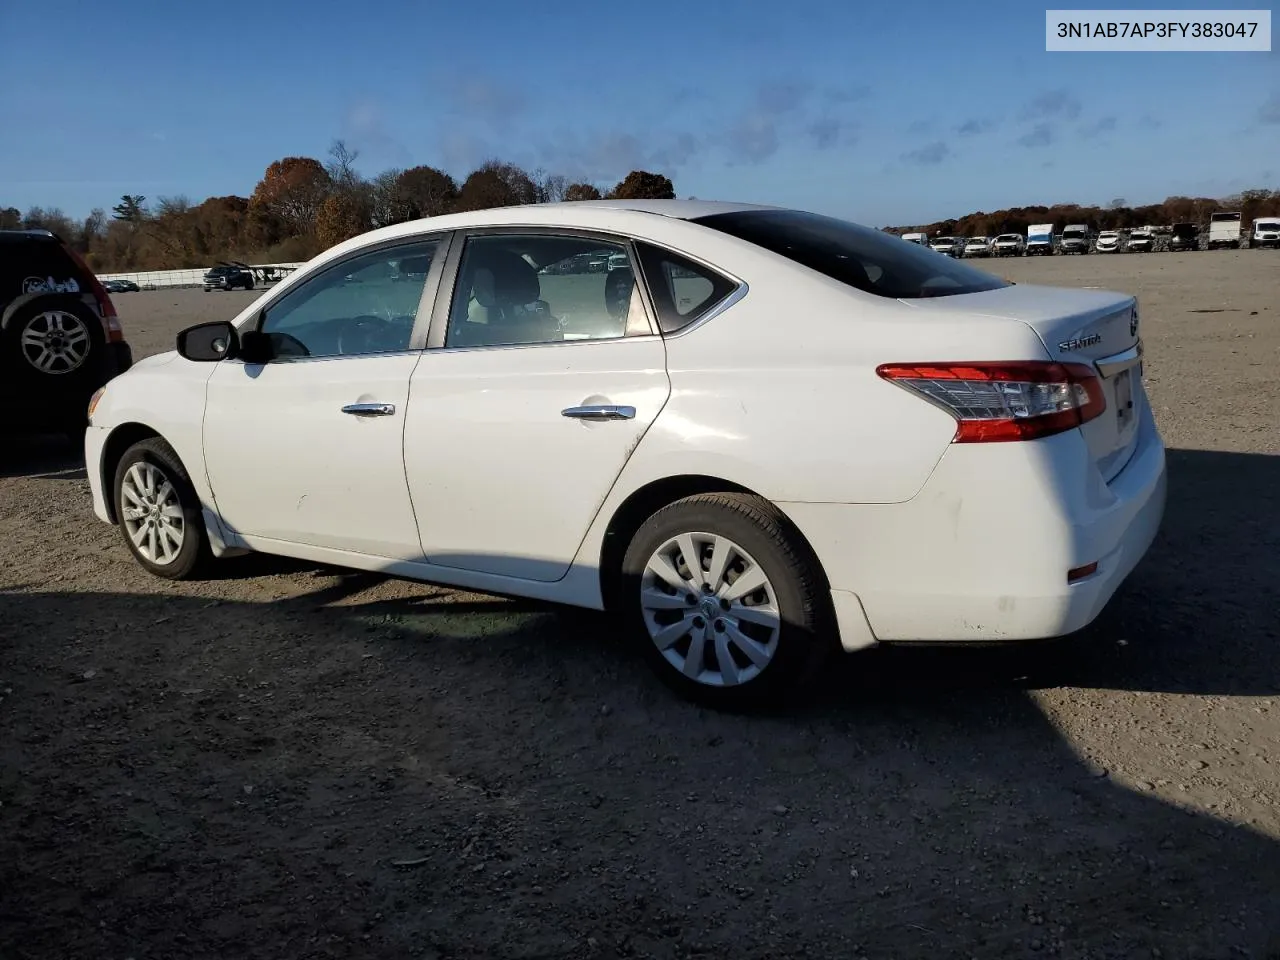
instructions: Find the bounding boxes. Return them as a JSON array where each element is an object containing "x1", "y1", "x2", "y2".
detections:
[
  {"x1": 620, "y1": 493, "x2": 833, "y2": 709},
  {"x1": 113, "y1": 437, "x2": 211, "y2": 579}
]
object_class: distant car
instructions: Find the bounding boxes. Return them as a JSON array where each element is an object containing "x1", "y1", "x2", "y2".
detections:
[
  {"x1": 991, "y1": 234, "x2": 1025, "y2": 257},
  {"x1": 1095, "y1": 231, "x2": 1122, "y2": 253},
  {"x1": 103, "y1": 279, "x2": 140, "y2": 293},
  {"x1": 901, "y1": 232, "x2": 929, "y2": 245},
  {"x1": 1, "y1": 229, "x2": 133, "y2": 440},
  {"x1": 84, "y1": 199, "x2": 1167, "y2": 708},
  {"x1": 1168, "y1": 223, "x2": 1200, "y2": 252},
  {"x1": 962, "y1": 236, "x2": 992, "y2": 258},
  {"x1": 1248, "y1": 217, "x2": 1279, "y2": 249},
  {"x1": 930, "y1": 236, "x2": 962, "y2": 257},
  {"x1": 1059, "y1": 225, "x2": 1092, "y2": 255},
  {"x1": 203, "y1": 265, "x2": 255, "y2": 292},
  {"x1": 1127, "y1": 228, "x2": 1155, "y2": 253}
]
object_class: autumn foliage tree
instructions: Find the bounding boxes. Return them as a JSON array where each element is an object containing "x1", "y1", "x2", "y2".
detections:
[
  {"x1": 249, "y1": 157, "x2": 331, "y2": 238},
  {"x1": 316, "y1": 192, "x2": 372, "y2": 249},
  {"x1": 563, "y1": 183, "x2": 602, "y2": 201},
  {"x1": 606, "y1": 170, "x2": 675, "y2": 200}
]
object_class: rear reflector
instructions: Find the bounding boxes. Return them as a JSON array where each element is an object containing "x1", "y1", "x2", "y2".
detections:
[
  {"x1": 876, "y1": 361, "x2": 1106, "y2": 442},
  {"x1": 1067, "y1": 562, "x2": 1099, "y2": 583}
]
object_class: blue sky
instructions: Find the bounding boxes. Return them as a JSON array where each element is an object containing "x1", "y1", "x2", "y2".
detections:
[{"x1": 1, "y1": 0, "x2": 1276, "y2": 225}]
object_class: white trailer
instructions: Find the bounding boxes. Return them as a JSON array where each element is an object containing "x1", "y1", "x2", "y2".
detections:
[{"x1": 1208, "y1": 211, "x2": 1242, "y2": 250}]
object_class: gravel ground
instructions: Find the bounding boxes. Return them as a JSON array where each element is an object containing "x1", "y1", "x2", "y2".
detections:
[{"x1": 2, "y1": 251, "x2": 1279, "y2": 960}]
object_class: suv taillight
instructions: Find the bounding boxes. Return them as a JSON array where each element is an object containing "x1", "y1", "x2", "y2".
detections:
[
  {"x1": 876, "y1": 361, "x2": 1107, "y2": 443},
  {"x1": 63, "y1": 244, "x2": 123, "y2": 341}
]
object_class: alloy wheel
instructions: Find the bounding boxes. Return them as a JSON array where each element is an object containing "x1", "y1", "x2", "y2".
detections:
[
  {"x1": 20, "y1": 310, "x2": 92, "y2": 374},
  {"x1": 120, "y1": 462, "x2": 186, "y2": 565}
]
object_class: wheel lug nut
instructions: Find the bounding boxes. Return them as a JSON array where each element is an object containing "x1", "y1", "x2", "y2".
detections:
[
  {"x1": 719, "y1": 598, "x2": 730, "y2": 610},
  {"x1": 692, "y1": 616, "x2": 704, "y2": 628},
  {"x1": 701, "y1": 583, "x2": 713, "y2": 594},
  {"x1": 686, "y1": 594, "x2": 696, "y2": 605},
  {"x1": 714, "y1": 620, "x2": 726, "y2": 632}
]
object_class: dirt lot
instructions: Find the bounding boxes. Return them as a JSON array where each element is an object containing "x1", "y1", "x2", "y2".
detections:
[{"x1": 2, "y1": 251, "x2": 1279, "y2": 960}]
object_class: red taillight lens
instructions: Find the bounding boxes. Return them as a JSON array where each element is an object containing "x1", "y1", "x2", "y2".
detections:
[
  {"x1": 63, "y1": 245, "x2": 122, "y2": 340},
  {"x1": 876, "y1": 361, "x2": 1107, "y2": 443}
]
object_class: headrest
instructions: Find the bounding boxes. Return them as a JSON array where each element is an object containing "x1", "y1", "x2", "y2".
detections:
[
  {"x1": 398, "y1": 256, "x2": 430, "y2": 276},
  {"x1": 469, "y1": 248, "x2": 540, "y2": 308},
  {"x1": 604, "y1": 266, "x2": 635, "y2": 319}
]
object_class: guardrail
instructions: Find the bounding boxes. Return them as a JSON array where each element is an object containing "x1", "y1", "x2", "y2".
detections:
[{"x1": 98, "y1": 263, "x2": 306, "y2": 290}]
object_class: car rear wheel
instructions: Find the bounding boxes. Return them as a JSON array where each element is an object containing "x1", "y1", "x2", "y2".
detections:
[
  {"x1": 113, "y1": 437, "x2": 211, "y2": 580},
  {"x1": 620, "y1": 493, "x2": 833, "y2": 709}
]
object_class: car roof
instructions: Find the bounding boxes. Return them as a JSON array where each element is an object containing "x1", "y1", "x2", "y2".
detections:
[
  {"x1": 306, "y1": 199, "x2": 788, "y2": 269},
  {"x1": 0, "y1": 229, "x2": 59, "y2": 244}
]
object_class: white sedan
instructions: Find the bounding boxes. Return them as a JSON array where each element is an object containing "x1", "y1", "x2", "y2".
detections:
[{"x1": 84, "y1": 200, "x2": 1167, "y2": 708}]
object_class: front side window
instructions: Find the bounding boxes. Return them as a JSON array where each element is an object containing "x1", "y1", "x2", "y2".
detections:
[
  {"x1": 445, "y1": 234, "x2": 650, "y2": 348},
  {"x1": 258, "y1": 239, "x2": 439, "y2": 359},
  {"x1": 693, "y1": 209, "x2": 1009, "y2": 300}
]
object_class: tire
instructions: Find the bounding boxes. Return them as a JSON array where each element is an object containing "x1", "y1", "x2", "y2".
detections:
[
  {"x1": 112, "y1": 437, "x2": 212, "y2": 580},
  {"x1": 1, "y1": 296, "x2": 105, "y2": 391},
  {"x1": 619, "y1": 493, "x2": 834, "y2": 710}
]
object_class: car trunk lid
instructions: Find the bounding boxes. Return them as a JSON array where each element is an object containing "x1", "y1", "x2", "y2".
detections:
[{"x1": 901, "y1": 283, "x2": 1144, "y2": 481}]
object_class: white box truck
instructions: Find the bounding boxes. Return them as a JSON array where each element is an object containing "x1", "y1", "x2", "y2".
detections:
[
  {"x1": 1208, "y1": 211, "x2": 1242, "y2": 250},
  {"x1": 1026, "y1": 223, "x2": 1055, "y2": 256}
]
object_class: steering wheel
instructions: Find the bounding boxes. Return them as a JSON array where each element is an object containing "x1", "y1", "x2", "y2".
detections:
[{"x1": 337, "y1": 314, "x2": 399, "y2": 355}]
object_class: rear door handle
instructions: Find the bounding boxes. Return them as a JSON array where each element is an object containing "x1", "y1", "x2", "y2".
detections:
[
  {"x1": 341, "y1": 402, "x2": 396, "y2": 417},
  {"x1": 561, "y1": 404, "x2": 636, "y2": 422}
]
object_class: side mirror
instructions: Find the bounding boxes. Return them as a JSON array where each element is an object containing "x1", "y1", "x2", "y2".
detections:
[
  {"x1": 237, "y1": 330, "x2": 275, "y2": 364},
  {"x1": 177, "y1": 321, "x2": 238, "y2": 362}
]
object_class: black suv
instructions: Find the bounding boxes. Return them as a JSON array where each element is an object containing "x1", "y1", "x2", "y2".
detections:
[
  {"x1": 202, "y1": 264, "x2": 255, "y2": 292},
  {"x1": 1168, "y1": 223, "x2": 1201, "y2": 252},
  {"x1": 1, "y1": 229, "x2": 134, "y2": 439}
]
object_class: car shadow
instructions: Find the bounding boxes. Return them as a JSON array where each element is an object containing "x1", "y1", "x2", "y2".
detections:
[
  {"x1": 0, "y1": 432, "x2": 84, "y2": 480},
  {"x1": 1, "y1": 579, "x2": 1278, "y2": 959},
  {"x1": 2, "y1": 449, "x2": 1280, "y2": 958}
]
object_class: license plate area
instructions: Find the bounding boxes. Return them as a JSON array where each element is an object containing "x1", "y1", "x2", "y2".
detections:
[{"x1": 1114, "y1": 368, "x2": 1134, "y2": 429}]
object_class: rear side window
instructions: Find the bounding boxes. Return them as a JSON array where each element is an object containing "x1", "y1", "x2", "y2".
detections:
[
  {"x1": 1, "y1": 237, "x2": 84, "y2": 301},
  {"x1": 692, "y1": 209, "x2": 1009, "y2": 300},
  {"x1": 635, "y1": 242, "x2": 737, "y2": 333}
]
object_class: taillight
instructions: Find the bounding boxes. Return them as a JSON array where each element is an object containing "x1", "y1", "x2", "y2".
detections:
[
  {"x1": 63, "y1": 245, "x2": 123, "y2": 341},
  {"x1": 876, "y1": 361, "x2": 1107, "y2": 443}
]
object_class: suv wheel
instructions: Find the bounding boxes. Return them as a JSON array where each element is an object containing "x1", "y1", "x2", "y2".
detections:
[{"x1": 1, "y1": 297, "x2": 104, "y2": 389}]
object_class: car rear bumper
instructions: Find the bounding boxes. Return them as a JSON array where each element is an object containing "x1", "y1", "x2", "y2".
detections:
[{"x1": 780, "y1": 399, "x2": 1167, "y2": 646}]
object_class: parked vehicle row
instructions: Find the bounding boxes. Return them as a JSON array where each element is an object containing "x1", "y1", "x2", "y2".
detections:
[{"x1": 917, "y1": 213, "x2": 1280, "y2": 255}]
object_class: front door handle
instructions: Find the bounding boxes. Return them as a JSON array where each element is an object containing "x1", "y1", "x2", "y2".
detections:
[
  {"x1": 342, "y1": 402, "x2": 396, "y2": 417},
  {"x1": 561, "y1": 404, "x2": 636, "y2": 422}
]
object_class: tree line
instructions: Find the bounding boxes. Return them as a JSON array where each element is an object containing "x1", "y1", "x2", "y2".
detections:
[
  {"x1": 888, "y1": 189, "x2": 1280, "y2": 238},
  {"x1": 0, "y1": 140, "x2": 677, "y2": 273}
]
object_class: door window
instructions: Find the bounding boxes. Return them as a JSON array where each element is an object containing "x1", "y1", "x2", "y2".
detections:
[
  {"x1": 445, "y1": 234, "x2": 651, "y2": 348},
  {"x1": 258, "y1": 240, "x2": 440, "y2": 358}
]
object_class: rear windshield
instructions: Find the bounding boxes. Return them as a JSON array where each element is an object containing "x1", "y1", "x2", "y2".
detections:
[{"x1": 693, "y1": 210, "x2": 1008, "y2": 299}]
